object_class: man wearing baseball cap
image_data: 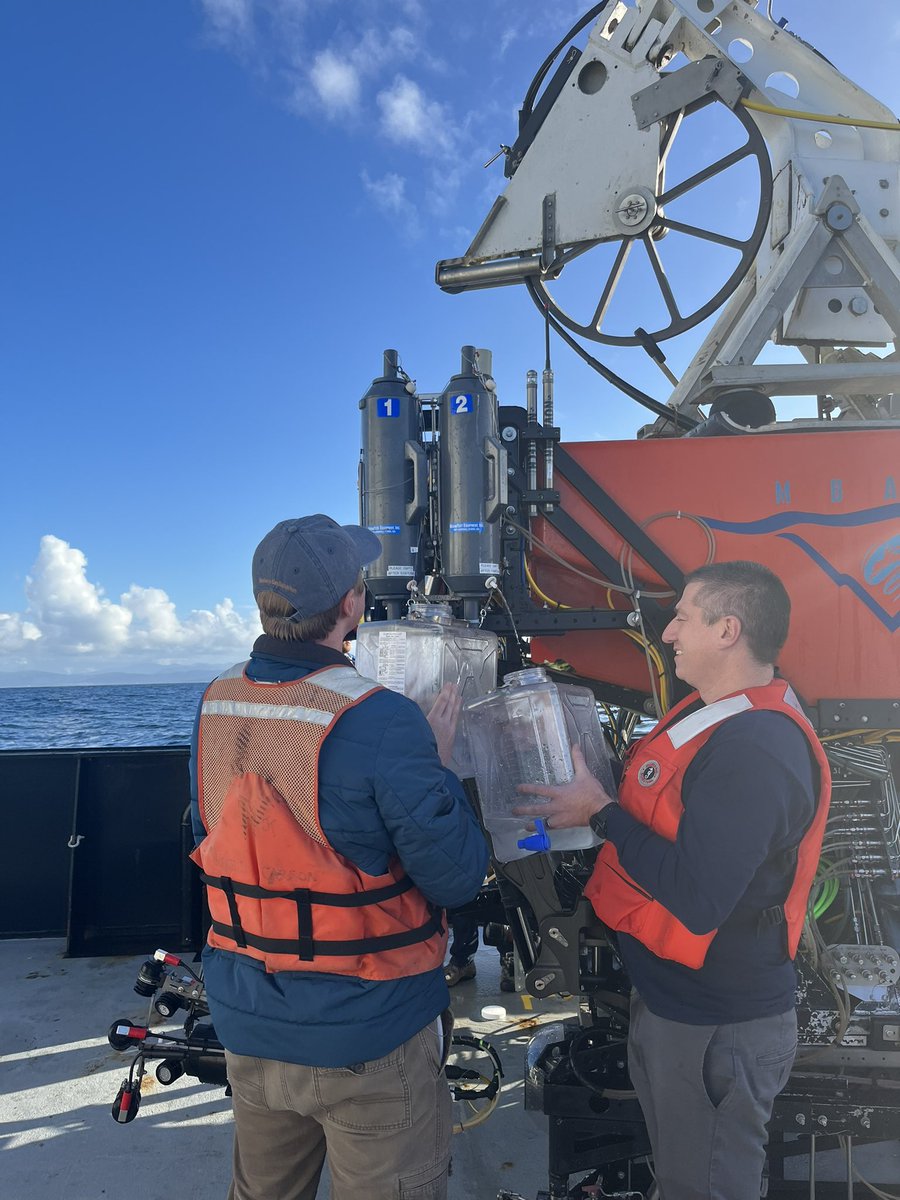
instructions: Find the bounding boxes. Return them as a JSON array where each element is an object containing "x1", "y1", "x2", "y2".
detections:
[{"x1": 190, "y1": 514, "x2": 488, "y2": 1200}]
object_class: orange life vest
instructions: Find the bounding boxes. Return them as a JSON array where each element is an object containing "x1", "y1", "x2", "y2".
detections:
[
  {"x1": 191, "y1": 662, "x2": 447, "y2": 980},
  {"x1": 585, "y1": 679, "x2": 831, "y2": 969}
]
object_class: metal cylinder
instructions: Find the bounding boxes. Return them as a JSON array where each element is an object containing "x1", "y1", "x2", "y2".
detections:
[
  {"x1": 438, "y1": 346, "x2": 506, "y2": 620},
  {"x1": 359, "y1": 349, "x2": 425, "y2": 618},
  {"x1": 526, "y1": 369, "x2": 538, "y2": 516},
  {"x1": 542, "y1": 366, "x2": 555, "y2": 513}
]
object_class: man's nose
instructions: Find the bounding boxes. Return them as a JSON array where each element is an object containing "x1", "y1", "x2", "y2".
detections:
[{"x1": 661, "y1": 620, "x2": 676, "y2": 644}]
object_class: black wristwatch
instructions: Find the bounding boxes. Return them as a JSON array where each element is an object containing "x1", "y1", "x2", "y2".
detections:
[{"x1": 589, "y1": 805, "x2": 615, "y2": 840}]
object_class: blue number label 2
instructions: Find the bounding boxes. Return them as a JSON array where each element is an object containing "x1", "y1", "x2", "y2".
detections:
[
  {"x1": 452, "y1": 394, "x2": 473, "y2": 414},
  {"x1": 377, "y1": 398, "x2": 400, "y2": 417}
]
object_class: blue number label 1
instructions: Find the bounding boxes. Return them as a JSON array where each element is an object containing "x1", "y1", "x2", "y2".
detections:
[
  {"x1": 377, "y1": 398, "x2": 399, "y2": 417},
  {"x1": 452, "y1": 394, "x2": 473, "y2": 414}
]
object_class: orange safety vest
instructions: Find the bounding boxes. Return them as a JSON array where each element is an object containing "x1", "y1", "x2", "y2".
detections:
[
  {"x1": 191, "y1": 662, "x2": 447, "y2": 980},
  {"x1": 585, "y1": 679, "x2": 831, "y2": 970}
]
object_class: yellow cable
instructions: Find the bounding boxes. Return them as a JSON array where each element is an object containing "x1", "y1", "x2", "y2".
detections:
[
  {"x1": 525, "y1": 556, "x2": 668, "y2": 709},
  {"x1": 742, "y1": 97, "x2": 900, "y2": 131},
  {"x1": 524, "y1": 555, "x2": 570, "y2": 609}
]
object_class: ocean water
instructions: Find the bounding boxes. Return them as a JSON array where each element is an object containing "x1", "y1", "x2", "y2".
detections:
[{"x1": 0, "y1": 682, "x2": 208, "y2": 750}]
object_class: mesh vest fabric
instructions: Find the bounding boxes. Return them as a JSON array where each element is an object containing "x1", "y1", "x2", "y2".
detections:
[{"x1": 192, "y1": 663, "x2": 448, "y2": 980}]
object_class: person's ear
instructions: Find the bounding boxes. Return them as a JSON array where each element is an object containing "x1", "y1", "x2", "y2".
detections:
[{"x1": 720, "y1": 614, "x2": 742, "y2": 648}]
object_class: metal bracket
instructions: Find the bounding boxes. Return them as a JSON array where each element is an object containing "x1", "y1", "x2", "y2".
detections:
[
  {"x1": 632, "y1": 55, "x2": 746, "y2": 130},
  {"x1": 541, "y1": 193, "x2": 558, "y2": 272}
]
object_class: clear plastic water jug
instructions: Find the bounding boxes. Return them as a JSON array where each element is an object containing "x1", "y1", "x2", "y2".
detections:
[
  {"x1": 355, "y1": 604, "x2": 498, "y2": 777},
  {"x1": 463, "y1": 667, "x2": 616, "y2": 862}
]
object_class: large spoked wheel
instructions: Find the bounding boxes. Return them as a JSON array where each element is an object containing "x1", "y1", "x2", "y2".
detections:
[{"x1": 529, "y1": 93, "x2": 773, "y2": 346}]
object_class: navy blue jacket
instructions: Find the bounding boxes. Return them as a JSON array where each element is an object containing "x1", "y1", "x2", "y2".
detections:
[
  {"x1": 190, "y1": 637, "x2": 488, "y2": 1067},
  {"x1": 606, "y1": 708, "x2": 816, "y2": 1024}
]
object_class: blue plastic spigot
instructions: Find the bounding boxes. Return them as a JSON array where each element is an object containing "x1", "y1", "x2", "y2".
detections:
[{"x1": 517, "y1": 818, "x2": 551, "y2": 853}]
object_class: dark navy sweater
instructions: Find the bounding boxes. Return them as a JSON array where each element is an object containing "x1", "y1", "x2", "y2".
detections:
[{"x1": 605, "y1": 708, "x2": 817, "y2": 1024}]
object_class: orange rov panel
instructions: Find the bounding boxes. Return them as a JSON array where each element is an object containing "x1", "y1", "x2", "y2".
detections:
[{"x1": 528, "y1": 428, "x2": 900, "y2": 706}]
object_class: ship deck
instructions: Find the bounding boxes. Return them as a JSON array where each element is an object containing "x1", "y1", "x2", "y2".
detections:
[{"x1": 0, "y1": 937, "x2": 575, "y2": 1200}]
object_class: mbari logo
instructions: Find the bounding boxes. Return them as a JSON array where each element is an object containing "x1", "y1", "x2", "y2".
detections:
[{"x1": 864, "y1": 535, "x2": 900, "y2": 605}]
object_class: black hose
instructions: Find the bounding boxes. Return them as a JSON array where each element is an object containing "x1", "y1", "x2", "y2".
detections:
[
  {"x1": 527, "y1": 281, "x2": 699, "y2": 430},
  {"x1": 520, "y1": 3, "x2": 612, "y2": 125}
]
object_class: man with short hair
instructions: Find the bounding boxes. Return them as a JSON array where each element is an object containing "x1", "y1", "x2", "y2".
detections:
[
  {"x1": 190, "y1": 514, "x2": 488, "y2": 1200},
  {"x1": 515, "y1": 560, "x2": 831, "y2": 1200}
]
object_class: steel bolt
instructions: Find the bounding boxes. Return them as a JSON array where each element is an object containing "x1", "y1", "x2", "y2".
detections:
[
  {"x1": 617, "y1": 193, "x2": 650, "y2": 226},
  {"x1": 825, "y1": 202, "x2": 853, "y2": 232},
  {"x1": 796, "y1": 1113, "x2": 806, "y2": 1126},
  {"x1": 818, "y1": 1115, "x2": 828, "y2": 1127},
  {"x1": 881, "y1": 179, "x2": 890, "y2": 188},
  {"x1": 880, "y1": 208, "x2": 890, "y2": 218}
]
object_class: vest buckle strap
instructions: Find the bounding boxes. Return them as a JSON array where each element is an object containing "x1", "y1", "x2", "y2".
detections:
[
  {"x1": 207, "y1": 911, "x2": 444, "y2": 958},
  {"x1": 199, "y1": 871, "x2": 414, "y2": 907},
  {"x1": 757, "y1": 905, "x2": 786, "y2": 932},
  {"x1": 219, "y1": 877, "x2": 248, "y2": 949},
  {"x1": 294, "y1": 888, "x2": 315, "y2": 961}
]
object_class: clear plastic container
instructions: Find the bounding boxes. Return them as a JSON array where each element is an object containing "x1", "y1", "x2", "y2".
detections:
[
  {"x1": 355, "y1": 604, "x2": 498, "y2": 777},
  {"x1": 463, "y1": 667, "x2": 616, "y2": 862}
]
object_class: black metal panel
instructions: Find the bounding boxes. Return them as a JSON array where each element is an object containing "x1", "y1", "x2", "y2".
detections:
[
  {"x1": 816, "y1": 698, "x2": 900, "y2": 734},
  {"x1": 0, "y1": 751, "x2": 77, "y2": 937},
  {"x1": 554, "y1": 446, "x2": 685, "y2": 594},
  {"x1": 66, "y1": 748, "x2": 191, "y2": 956}
]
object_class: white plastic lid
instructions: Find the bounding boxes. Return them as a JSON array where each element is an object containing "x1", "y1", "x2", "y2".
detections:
[{"x1": 480, "y1": 1004, "x2": 507, "y2": 1021}]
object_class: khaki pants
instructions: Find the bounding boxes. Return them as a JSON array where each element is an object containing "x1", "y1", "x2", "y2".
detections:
[{"x1": 224, "y1": 1017, "x2": 452, "y2": 1200}]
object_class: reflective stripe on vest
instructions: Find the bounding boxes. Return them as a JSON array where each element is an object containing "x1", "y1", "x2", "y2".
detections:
[
  {"x1": 192, "y1": 663, "x2": 447, "y2": 980},
  {"x1": 198, "y1": 664, "x2": 381, "y2": 843},
  {"x1": 585, "y1": 679, "x2": 831, "y2": 970}
]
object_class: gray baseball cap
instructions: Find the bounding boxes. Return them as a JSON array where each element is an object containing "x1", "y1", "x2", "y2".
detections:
[{"x1": 252, "y1": 515, "x2": 381, "y2": 620}]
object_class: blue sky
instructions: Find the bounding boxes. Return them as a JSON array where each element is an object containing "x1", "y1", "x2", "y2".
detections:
[{"x1": 1, "y1": 0, "x2": 897, "y2": 679}]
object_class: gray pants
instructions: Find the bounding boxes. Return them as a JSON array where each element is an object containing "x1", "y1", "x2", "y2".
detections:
[
  {"x1": 628, "y1": 992, "x2": 797, "y2": 1200},
  {"x1": 224, "y1": 1017, "x2": 452, "y2": 1200}
]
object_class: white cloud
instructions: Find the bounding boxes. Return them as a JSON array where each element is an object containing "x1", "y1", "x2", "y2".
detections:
[
  {"x1": 310, "y1": 50, "x2": 361, "y2": 116},
  {"x1": 361, "y1": 170, "x2": 422, "y2": 238},
  {"x1": 200, "y1": 0, "x2": 256, "y2": 50},
  {"x1": 26, "y1": 536, "x2": 132, "y2": 653},
  {"x1": 497, "y1": 27, "x2": 520, "y2": 58},
  {"x1": 199, "y1": 1, "x2": 488, "y2": 231},
  {"x1": 0, "y1": 535, "x2": 259, "y2": 672},
  {"x1": 0, "y1": 613, "x2": 41, "y2": 648},
  {"x1": 377, "y1": 75, "x2": 456, "y2": 156}
]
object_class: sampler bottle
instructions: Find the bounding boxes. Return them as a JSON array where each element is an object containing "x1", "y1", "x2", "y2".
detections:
[
  {"x1": 355, "y1": 603, "x2": 498, "y2": 777},
  {"x1": 463, "y1": 667, "x2": 616, "y2": 862}
]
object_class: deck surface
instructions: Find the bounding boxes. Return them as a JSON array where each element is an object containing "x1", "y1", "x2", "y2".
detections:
[{"x1": 0, "y1": 938, "x2": 575, "y2": 1200}]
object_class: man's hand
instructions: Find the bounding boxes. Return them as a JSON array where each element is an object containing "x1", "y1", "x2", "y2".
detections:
[
  {"x1": 426, "y1": 683, "x2": 463, "y2": 768},
  {"x1": 513, "y1": 745, "x2": 615, "y2": 829}
]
